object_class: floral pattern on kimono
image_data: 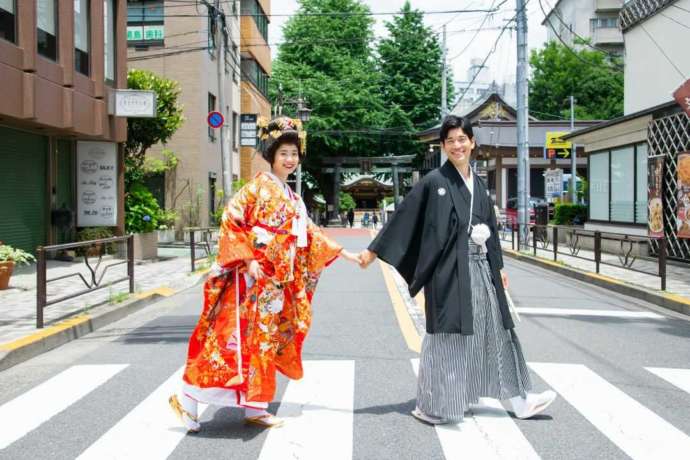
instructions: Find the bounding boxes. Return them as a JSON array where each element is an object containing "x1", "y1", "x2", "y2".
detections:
[{"x1": 182, "y1": 172, "x2": 342, "y2": 403}]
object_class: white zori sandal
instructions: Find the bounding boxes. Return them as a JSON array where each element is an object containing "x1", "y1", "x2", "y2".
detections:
[
  {"x1": 169, "y1": 394, "x2": 201, "y2": 433},
  {"x1": 509, "y1": 390, "x2": 557, "y2": 419},
  {"x1": 411, "y1": 407, "x2": 446, "y2": 425}
]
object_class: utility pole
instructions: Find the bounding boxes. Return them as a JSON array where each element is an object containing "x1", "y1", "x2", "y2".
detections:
[
  {"x1": 210, "y1": 0, "x2": 233, "y2": 202},
  {"x1": 570, "y1": 95, "x2": 577, "y2": 203},
  {"x1": 516, "y1": 0, "x2": 530, "y2": 246}
]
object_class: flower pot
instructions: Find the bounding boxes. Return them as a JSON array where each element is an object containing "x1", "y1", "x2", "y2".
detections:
[
  {"x1": 157, "y1": 229, "x2": 175, "y2": 244},
  {"x1": 133, "y1": 232, "x2": 158, "y2": 260},
  {"x1": 0, "y1": 261, "x2": 16, "y2": 290}
]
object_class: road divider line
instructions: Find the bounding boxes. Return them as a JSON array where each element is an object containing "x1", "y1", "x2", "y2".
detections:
[
  {"x1": 529, "y1": 362, "x2": 690, "y2": 460},
  {"x1": 0, "y1": 364, "x2": 127, "y2": 450},
  {"x1": 645, "y1": 367, "x2": 690, "y2": 395},
  {"x1": 378, "y1": 260, "x2": 421, "y2": 353},
  {"x1": 259, "y1": 360, "x2": 355, "y2": 460},
  {"x1": 515, "y1": 308, "x2": 662, "y2": 319},
  {"x1": 77, "y1": 366, "x2": 209, "y2": 460}
]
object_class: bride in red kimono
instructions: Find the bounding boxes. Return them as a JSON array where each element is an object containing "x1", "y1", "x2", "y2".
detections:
[{"x1": 169, "y1": 117, "x2": 360, "y2": 430}]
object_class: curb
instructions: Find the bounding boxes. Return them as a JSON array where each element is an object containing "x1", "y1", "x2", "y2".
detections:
[
  {"x1": 503, "y1": 249, "x2": 690, "y2": 317},
  {"x1": 0, "y1": 269, "x2": 210, "y2": 373}
]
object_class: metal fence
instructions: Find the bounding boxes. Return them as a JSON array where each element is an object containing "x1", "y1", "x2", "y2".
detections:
[
  {"x1": 36, "y1": 235, "x2": 134, "y2": 328},
  {"x1": 187, "y1": 227, "x2": 219, "y2": 272},
  {"x1": 499, "y1": 224, "x2": 667, "y2": 290}
]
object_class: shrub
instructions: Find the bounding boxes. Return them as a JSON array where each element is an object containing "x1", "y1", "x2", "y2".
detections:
[
  {"x1": 76, "y1": 227, "x2": 116, "y2": 256},
  {"x1": 126, "y1": 183, "x2": 162, "y2": 233},
  {"x1": 553, "y1": 203, "x2": 587, "y2": 225}
]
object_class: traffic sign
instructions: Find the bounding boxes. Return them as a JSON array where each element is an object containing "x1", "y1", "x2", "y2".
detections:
[
  {"x1": 207, "y1": 111, "x2": 224, "y2": 129},
  {"x1": 545, "y1": 131, "x2": 572, "y2": 159}
]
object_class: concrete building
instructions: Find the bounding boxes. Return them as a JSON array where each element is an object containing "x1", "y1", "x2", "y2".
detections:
[
  {"x1": 453, "y1": 58, "x2": 516, "y2": 116},
  {"x1": 565, "y1": 0, "x2": 690, "y2": 263},
  {"x1": 0, "y1": 0, "x2": 128, "y2": 253},
  {"x1": 541, "y1": 0, "x2": 625, "y2": 56},
  {"x1": 126, "y1": 0, "x2": 241, "y2": 229},
  {"x1": 239, "y1": 0, "x2": 271, "y2": 181}
]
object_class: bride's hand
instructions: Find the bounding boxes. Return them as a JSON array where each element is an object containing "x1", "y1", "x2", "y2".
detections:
[
  {"x1": 359, "y1": 249, "x2": 377, "y2": 269},
  {"x1": 246, "y1": 260, "x2": 265, "y2": 280},
  {"x1": 339, "y1": 249, "x2": 362, "y2": 265}
]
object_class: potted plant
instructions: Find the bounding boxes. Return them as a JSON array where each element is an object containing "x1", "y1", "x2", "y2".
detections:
[
  {"x1": 0, "y1": 242, "x2": 36, "y2": 290},
  {"x1": 125, "y1": 183, "x2": 162, "y2": 260},
  {"x1": 157, "y1": 209, "x2": 178, "y2": 243}
]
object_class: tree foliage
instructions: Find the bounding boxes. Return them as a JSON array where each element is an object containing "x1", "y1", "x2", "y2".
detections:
[
  {"x1": 529, "y1": 41, "x2": 623, "y2": 120},
  {"x1": 125, "y1": 69, "x2": 184, "y2": 185}
]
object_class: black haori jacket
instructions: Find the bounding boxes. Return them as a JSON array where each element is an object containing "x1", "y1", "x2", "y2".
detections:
[{"x1": 369, "y1": 161, "x2": 513, "y2": 335}]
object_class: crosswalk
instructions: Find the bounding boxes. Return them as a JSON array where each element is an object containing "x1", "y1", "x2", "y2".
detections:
[{"x1": 1, "y1": 361, "x2": 689, "y2": 459}]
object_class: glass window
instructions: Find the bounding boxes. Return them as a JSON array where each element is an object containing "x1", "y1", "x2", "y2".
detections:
[
  {"x1": 610, "y1": 146, "x2": 635, "y2": 223},
  {"x1": 0, "y1": 0, "x2": 15, "y2": 43},
  {"x1": 74, "y1": 0, "x2": 90, "y2": 75},
  {"x1": 241, "y1": 0, "x2": 268, "y2": 42},
  {"x1": 37, "y1": 0, "x2": 58, "y2": 60},
  {"x1": 208, "y1": 93, "x2": 216, "y2": 141},
  {"x1": 590, "y1": 152, "x2": 610, "y2": 221},
  {"x1": 127, "y1": 0, "x2": 164, "y2": 44},
  {"x1": 104, "y1": 0, "x2": 115, "y2": 82},
  {"x1": 635, "y1": 143, "x2": 648, "y2": 224}
]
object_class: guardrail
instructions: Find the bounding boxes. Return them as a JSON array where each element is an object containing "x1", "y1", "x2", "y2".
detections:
[
  {"x1": 186, "y1": 227, "x2": 219, "y2": 272},
  {"x1": 498, "y1": 224, "x2": 667, "y2": 291},
  {"x1": 36, "y1": 235, "x2": 134, "y2": 328}
]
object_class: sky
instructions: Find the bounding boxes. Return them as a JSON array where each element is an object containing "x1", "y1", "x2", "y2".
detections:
[{"x1": 268, "y1": 1, "x2": 549, "y2": 88}]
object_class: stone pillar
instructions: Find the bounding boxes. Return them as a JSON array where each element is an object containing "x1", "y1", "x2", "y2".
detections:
[
  {"x1": 392, "y1": 163, "x2": 400, "y2": 209},
  {"x1": 495, "y1": 152, "x2": 503, "y2": 208},
  {"x1": 328, "y1": 163, "x2": 343, "y2": 226}
]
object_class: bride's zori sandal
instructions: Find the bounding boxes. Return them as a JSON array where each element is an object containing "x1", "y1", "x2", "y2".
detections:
[
  {"x1": 244, "y1": 413, "x2": 285, "y2": 428},
  {"x1": 169, "y1": 394, "x2": 201, "y2": 433}
]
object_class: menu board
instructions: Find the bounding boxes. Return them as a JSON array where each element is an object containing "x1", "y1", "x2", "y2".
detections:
[
  {"x1": 677, "y1": 152, "x2": 690, "y2": 238},
  {"x1": 77, "y1": 142, "x2": 118, "y2": 227},
  {"x1": 647, "y1": 156, "x2": 664, "y2": 238}
]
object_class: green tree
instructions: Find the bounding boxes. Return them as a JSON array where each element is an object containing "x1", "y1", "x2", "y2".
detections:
[
  {"x1": 377, "y1": 1, "x2": 451, "y2": 130},
  {"x1": 125, "y1": 69, "x2": 184, "y2": 188},
  {"x1": 529, "y1": 41, "x2": 623, "y2": 120},
  {"x1": 270, "y1": 0, "x2": 387, "y2": 206}
]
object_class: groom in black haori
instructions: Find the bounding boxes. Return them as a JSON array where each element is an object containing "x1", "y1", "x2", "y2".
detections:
[{"x1": 359, "y1": 115, "x2": 557, "y2": 424}]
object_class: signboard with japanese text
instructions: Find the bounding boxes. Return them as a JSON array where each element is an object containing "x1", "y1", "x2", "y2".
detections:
[
  {"x1": 108, "y1": 90, "x2": 156, "y2": 117},
  {"x1": 240, "y1": 113, "x2": 258, "y2": 147},
  {"x1": 544, "y1": 168, "x2": 564, "y2": 201},
  {"x1": 544, "y1": 131, "x2": 572, "y2": 159},
  {"x1": 677, "y1": 152, "x2": 690, "y2": 238},
  {"x1": 647, "y1": 155, "x2": 665, "y2": 238},
  {"x1": 77, "y1": 142, "x2": 118, "y2": 227}
]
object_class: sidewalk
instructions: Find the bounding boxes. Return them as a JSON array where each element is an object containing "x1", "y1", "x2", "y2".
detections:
[
  {"x1": 0, "y1": 246, "x2": 208, "y2": 346},
  {"x1": 499, "y1": 239, "x2": 690, "y2": 315}
]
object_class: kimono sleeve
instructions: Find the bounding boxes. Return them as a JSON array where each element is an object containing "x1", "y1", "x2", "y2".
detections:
[
  {"x1": 307, "y1": 222, "x2": 342, "y2": 273},
  {"x1": 486, "y1": 201, "x2": 505, "y2": 270},
  {"x1": 215, "y1": 182, "x2": 256, "y2": 269},
  {"x1": 368, "y1": 179, "x2": 429, "y2": 285}
]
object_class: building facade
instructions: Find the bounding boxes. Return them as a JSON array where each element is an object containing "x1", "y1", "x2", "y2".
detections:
[
  {"x1": 239, "y1": 0, "x2": 271, "y2": 181},
  {"x1": 126, "y1": 0, "x2": 242, "y2": 230},
  {"x1": 0, "y1": 0, "x2": 128, "y2": 253},
  {"x1": 542, "y1": 0, "x2": 625, "y2": 56}
]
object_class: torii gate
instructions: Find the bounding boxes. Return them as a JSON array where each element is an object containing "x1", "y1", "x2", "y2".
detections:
[{"x1": 321, "y1": 155, "x2": 416, "y2": 225}]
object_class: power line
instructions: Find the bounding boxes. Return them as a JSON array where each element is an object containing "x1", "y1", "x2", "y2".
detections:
[
  {"x1": 639, "y1": 22, "x2": 686, "y2": 80},
  {"x1": 448, "y1": 0, "x2": 511, "y2": 62}
]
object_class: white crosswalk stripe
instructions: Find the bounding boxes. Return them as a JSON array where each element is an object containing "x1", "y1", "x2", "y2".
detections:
[
  {"x1": 411, "y1": 359, "x2": 540, "y2": 460},
  {"x1": 529, "y1": 362, "x2": 690, "y2": 460},
  {"x1": 258, "y1": 360, "x2": 356, "y2": 460},
  {"x1": 77, "y1": 366, "x2": 209, "y2": 460},
  {"x1": 0, "y1": 364, "x2": 128, "y2": 450},
  {"x1": 645, "y1": 367, "x2": 690, "y2": 395}
]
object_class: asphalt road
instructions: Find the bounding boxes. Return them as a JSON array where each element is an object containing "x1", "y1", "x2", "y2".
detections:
[{"x1": 1, "y1": 232, "x2": 689, "y2": 460}]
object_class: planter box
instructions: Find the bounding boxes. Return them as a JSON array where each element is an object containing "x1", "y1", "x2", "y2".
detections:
[
  {"x1": 133, "y1": 232, "x2": 158, "y2": 260},
  {"x1": 157, "y1": 229, "x2": 175, "y2": 244}
]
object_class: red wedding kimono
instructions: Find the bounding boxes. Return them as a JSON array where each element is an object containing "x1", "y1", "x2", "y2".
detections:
[{"x1": 181, "y1": 172, "x2": 342, "y2": 407}]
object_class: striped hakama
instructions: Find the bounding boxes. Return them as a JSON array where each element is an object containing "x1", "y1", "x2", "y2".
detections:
[{"x1": 416, "y1": 241, "x2": 532, "y2": 422}]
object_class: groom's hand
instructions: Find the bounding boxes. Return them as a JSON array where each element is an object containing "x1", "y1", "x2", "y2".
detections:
[{"x1": 359, "y1": 250, "x2": 377, "y2": 269}]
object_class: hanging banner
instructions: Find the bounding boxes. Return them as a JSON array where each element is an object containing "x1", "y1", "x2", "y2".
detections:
[
  {"x1": 678, "y1": 152, "x2": 690, "y2": 238},
  {"x1": 647, "y1": 156, "x2": 664, "y2": 238}
]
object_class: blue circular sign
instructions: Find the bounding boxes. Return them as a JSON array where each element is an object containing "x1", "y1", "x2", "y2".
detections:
[{"x1": 207, "y1": 111, "x2": 224, "y2": 129}]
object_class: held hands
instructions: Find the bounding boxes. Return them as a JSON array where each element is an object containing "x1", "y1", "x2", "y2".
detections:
[
  {"x1": 358, "y1": 249, "x2": 377, "y2": 269},
  {"x1": 339, "y1": 249, "x2": 362, "y2": 265}
]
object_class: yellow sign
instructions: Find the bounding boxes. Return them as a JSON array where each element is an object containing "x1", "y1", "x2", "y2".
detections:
[{"x1": 545, "y1": 131, "x2": 572, "y2": 159}]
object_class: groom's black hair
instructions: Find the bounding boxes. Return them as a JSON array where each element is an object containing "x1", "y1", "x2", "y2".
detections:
[{"x1": 439, "y1": 115, "x2": 475, "y2": 142}]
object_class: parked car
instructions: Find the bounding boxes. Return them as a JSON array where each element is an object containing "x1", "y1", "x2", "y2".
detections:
[{"x1": 504, "y1": 197, "x2": 551, "y2": 226}]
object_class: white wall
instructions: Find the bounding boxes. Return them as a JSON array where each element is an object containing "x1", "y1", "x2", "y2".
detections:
[{"x1": 623, "y1": 0, "x2": 690, "y2": 114}]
